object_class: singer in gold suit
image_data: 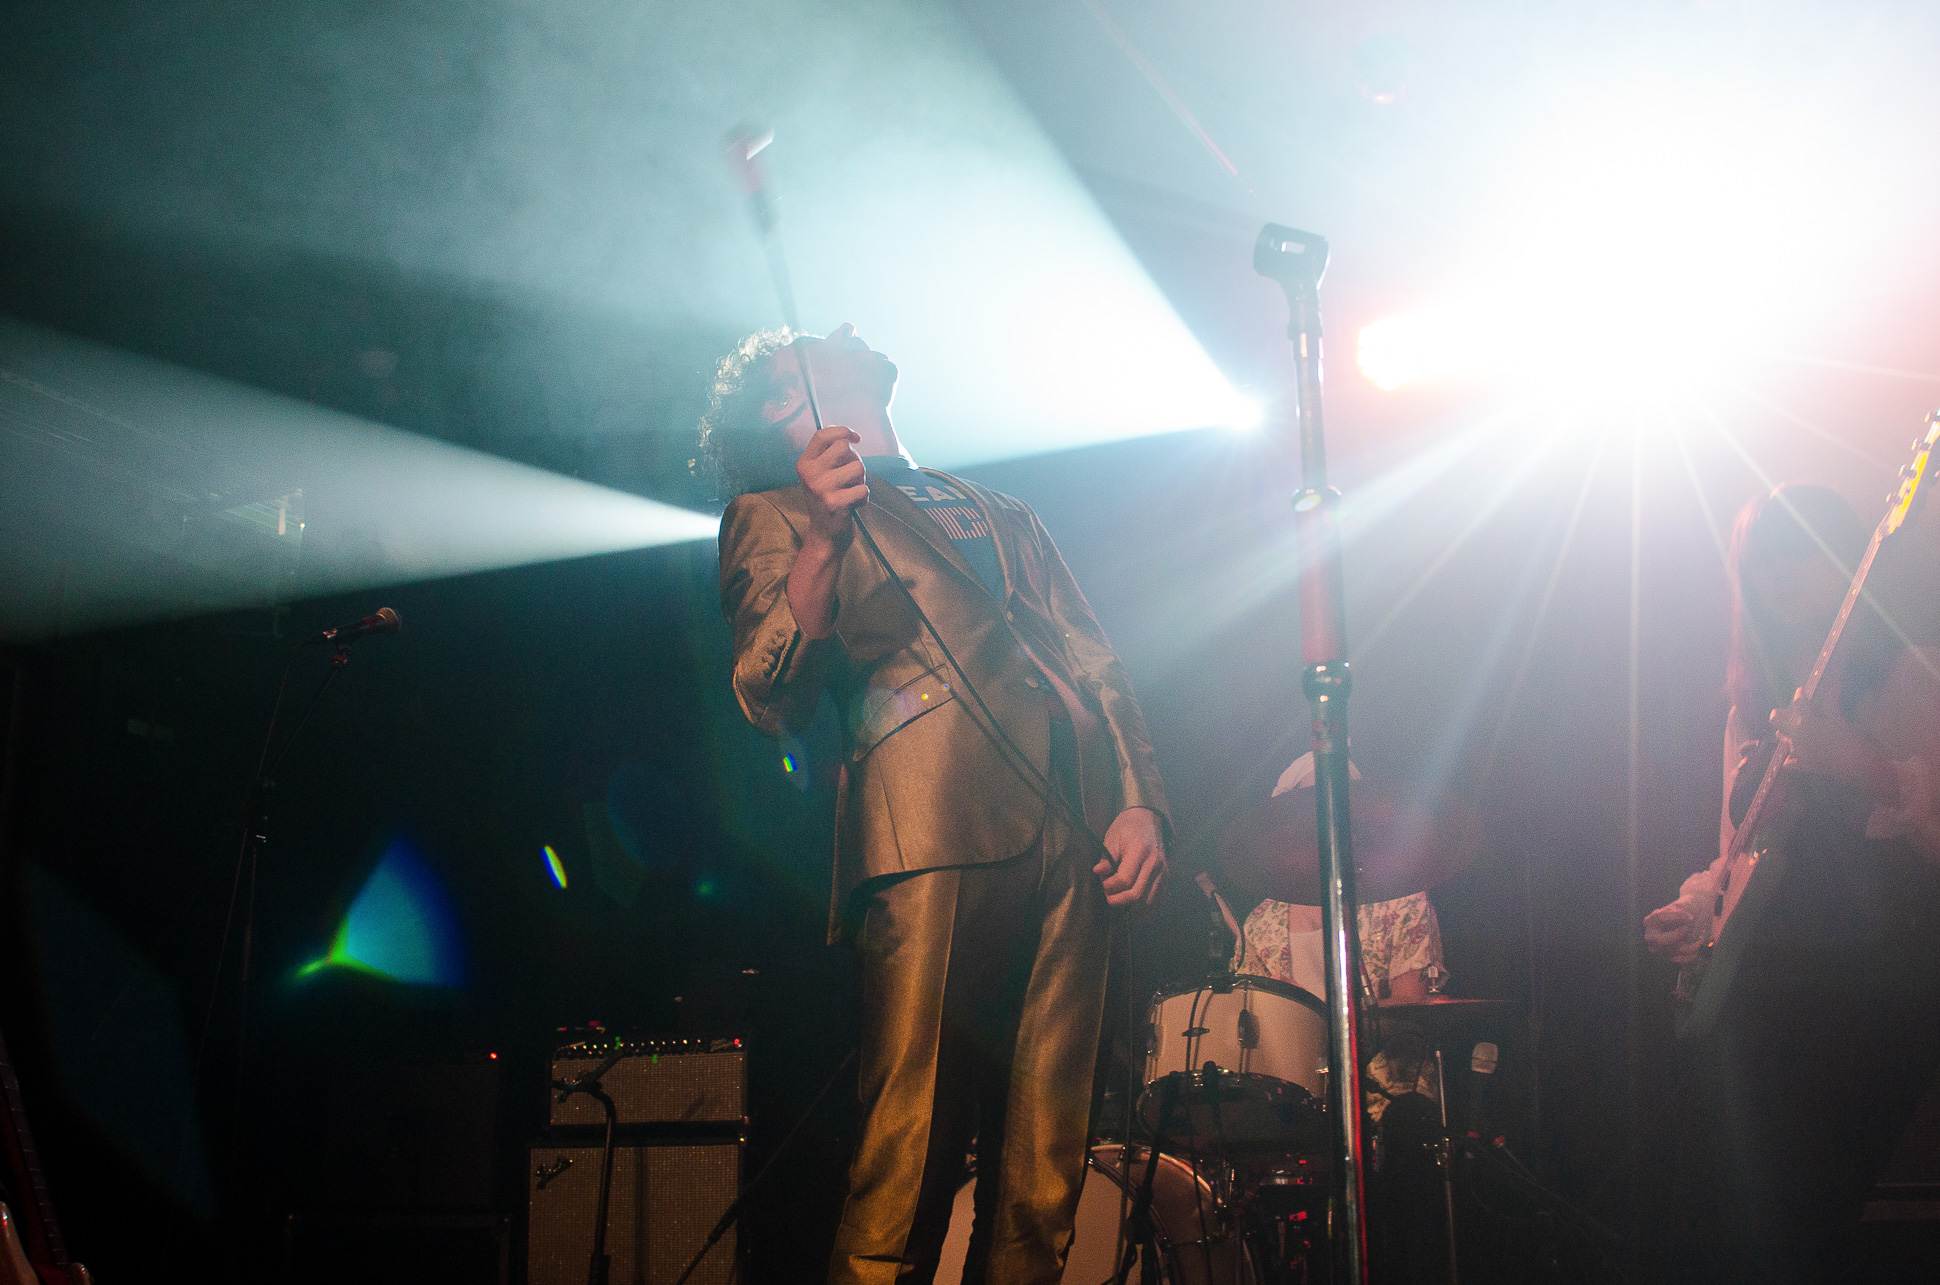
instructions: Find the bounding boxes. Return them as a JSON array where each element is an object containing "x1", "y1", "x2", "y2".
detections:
[{"x1": 707, "y1": 324, "x2": 1169, "y2": 1284}]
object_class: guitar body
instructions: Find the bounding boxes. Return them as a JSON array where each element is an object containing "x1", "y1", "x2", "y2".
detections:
[
  {"x1": 1675, "y1": 411, "x2": 1939, "y2": 1040},
  {"x1": 0, "y1": 1204, "x2": 36, "y2": 1285},
  {"x1": 1675, "y1": 839, "x2": 1788, "y2": 1041},
  {"x1": 0, "y1": 1033, "x2": 86, "y2": 1285},
  {"x1": 0, "y1": 1205, "x2": 81, "y2": 1285}
]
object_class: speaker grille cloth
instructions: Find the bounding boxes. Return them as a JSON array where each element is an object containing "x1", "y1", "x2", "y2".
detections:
[
  {"x1": 527, "y1": 1142, "x2": 739, "y2": 1285},
  {"x1": 550, "y1": 1051, "x2": 746, "y2": 1126}
]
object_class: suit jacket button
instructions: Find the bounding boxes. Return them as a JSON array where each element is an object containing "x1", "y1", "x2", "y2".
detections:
[
  {"x1": 1024, "y1": 674, "x2": 1041, "y2": 688},
  {"x1": 1005, "y1": 609, "x2": 1015, "y2": 622}
]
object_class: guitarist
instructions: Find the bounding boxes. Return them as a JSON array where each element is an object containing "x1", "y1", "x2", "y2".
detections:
[{"x1": 1643, "y1": 483, "x2": 1940, "y2": 1283}]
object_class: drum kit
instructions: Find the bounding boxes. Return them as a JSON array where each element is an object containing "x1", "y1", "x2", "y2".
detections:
[
  {"x1": 1121, "y1": 978, "x2": 1512, "y2": 1284},
  {"x1": 940, "y1": 778, "x2": 1512, "y2": 1285}
]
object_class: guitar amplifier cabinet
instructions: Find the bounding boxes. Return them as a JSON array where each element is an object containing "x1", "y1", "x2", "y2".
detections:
[
  {"x1": 527, "y1": 1140, "x2": 740, "y2": 1285},
  {"x1": 550, "y1": 1037, "x2": 746, "y2": 1128}
]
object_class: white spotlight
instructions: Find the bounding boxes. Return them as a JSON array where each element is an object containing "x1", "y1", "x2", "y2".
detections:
[
  {"x1": 1225, "y1": 395, "x2": 1265, "y2": 432},
  {"x1": 1357, "y1": 309, "x2": 1474, "y2": 393},
  {"x1": 0, "y1": 321, "x2": 719, "y2": 642},
  {"x1": 1359, "y1": 82, "x2": 1874, "y2": 415}
]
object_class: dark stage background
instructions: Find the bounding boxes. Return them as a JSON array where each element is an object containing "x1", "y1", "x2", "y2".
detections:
[{"x1": 4, "y1": 2, "x2": 1940, "y2": 1282}]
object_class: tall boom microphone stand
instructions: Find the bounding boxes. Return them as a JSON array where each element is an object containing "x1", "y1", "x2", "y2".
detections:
[
  {"x1": 1254, "y1": 223, "x2": 1371, "y2": 1285},
  {"x1": 721, "y1": 129, "x2": 1083, "y2": 826},
  {"x1": 724, "y1": 134, "x2": 901, "y2": 624}
]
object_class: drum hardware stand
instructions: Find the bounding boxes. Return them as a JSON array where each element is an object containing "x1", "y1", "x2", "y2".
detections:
[
  {"x1": 1114, "y1": 1073, "x2": 1181, "y2": 1285},
  {"x1": 1453, "y1": 1133, "x2": 1622, "y2": 1262},
  {"x1": 669, "y1": 1047, "x2": 857, "y2": 1285},
  {"x1": 1432, "y1": 1051, "x2": 1461, "y2": 1285},
  {"x1": 1255, "y1": 222, "x2": 1372, "y2": 1285}
]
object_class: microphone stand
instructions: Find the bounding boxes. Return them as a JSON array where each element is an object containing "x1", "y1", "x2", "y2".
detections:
[
  {"x1": 1112, "y1": 1072, "x2": 1181, "y2": 1285},
  {"x1": 669, "y1": 1047, "x2": 857, "y2": 1285},
  {"x1": 222, "y1": 642, "x2": 354, "y2": 1179},
  {"x1": 552, "y1": 1051, "x2": 629, "y2": 1285},
  {"x1": 1254, "y1": 223, "x2": 1372, "y2": 1284}
]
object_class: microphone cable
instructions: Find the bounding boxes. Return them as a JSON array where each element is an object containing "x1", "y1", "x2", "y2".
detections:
[{"x1": 723, "y1": 127, "x2": 1115, "y2": 871}]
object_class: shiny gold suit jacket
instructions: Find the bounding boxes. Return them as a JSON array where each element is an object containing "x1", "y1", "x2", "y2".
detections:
[{"x1": 719, "y1": 468, "x2": 1168, "y2": 941}]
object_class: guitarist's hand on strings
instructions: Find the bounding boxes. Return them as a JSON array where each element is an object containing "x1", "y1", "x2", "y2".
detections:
[
  {"x1": 787, "y1": 424, "x2": 868, "y2": 640},
  {"x1": 1643, "y1": 899, "x2": 1710, "y2": 965}
]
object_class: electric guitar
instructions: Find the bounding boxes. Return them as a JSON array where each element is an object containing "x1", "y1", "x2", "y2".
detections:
[
  {"x1": 1676, "y1": 410, "x2": 1940, "y2": 1041},
  {"x1": 0, "y1": 1028, "x2": 89, "y2": 1285}
]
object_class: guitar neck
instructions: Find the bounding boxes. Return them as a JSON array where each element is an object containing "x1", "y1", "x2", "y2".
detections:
[
  {"x1": 0, "y1": 1030, "x2": 68, "y2": 1274},
  {"x1": 1730, "y1": 513, "x2": 1890, "y2": 857}
]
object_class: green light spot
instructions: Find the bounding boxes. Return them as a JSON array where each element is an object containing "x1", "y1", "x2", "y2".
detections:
[
  {"x1": 297, "y1": 918, "x2": 388, "y2": 980},
  {"x1": 294, "y1": 840, "x2": 465, "y2": 986}
]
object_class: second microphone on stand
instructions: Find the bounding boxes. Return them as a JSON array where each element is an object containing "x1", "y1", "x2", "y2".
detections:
[{"x1": 307, "y1": 607, "x2": 401, "y2": 647}]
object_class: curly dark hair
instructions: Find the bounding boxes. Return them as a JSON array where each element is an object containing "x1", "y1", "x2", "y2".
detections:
[{"x1": 698, "y1": 328, "x2": 805, "y2": 499}]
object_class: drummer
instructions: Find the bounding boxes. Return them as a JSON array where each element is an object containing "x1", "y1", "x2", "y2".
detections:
[{"x1": 1227, "y1": 753, "x2": 1447, "y2": 1118}]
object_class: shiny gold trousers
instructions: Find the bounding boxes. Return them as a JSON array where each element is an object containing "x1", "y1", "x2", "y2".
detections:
[{"x1": 828, "y1": 741, "x2": 1109, "y2": 1284}]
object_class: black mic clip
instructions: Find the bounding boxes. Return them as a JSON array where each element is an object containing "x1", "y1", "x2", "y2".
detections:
[
  {"x1": 1254, "y1": 223, "x2": 1330, "y2": 339},
  {"x1": 1253, "y1": 224, "x2": 1329, "y2": 288},
  {"x1": 306, "y1": 607, "x2": 401, "y2": 647}
]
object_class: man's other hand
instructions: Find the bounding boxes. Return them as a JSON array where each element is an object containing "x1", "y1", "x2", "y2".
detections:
[
  {"x1": 1096, "y1": 807, "x2": 1166, "y2": 910},
  {"x1": 797, "y1": 424, "x2": 868, "y2": 550}
]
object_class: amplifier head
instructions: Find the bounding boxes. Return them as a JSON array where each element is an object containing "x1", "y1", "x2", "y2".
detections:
[{"x1": 550, "y1": 1035, "x2": 747, "y2": 1128}]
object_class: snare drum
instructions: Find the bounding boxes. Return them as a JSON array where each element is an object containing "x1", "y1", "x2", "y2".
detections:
[
  {"x1": 1135, "y1": 1069, "x2": 1324, "y2": 1155},
  {"x1": 1147, "y1": 975, "x2": 1328, "y2": 1099},
  {"x1": 934, "y1": 1143, "x2": 1255, "y2": 1285}
]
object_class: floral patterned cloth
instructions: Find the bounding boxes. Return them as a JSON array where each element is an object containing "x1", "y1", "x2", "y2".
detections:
[
  {"x1": 1232, "y1": 893, "x2": 1443, "y2": 996},
  {"x1": 1232, "y1": 756, "x2": 1452, "y2": 1118},
  {"x1": 1233, "y1": 893, "x2": 1446, "y2": 1120}
]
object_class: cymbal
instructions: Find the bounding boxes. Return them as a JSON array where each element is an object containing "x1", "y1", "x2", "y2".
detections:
[
  {"x1": 1373, "y1": 996, "x2": 1519, "y2": 1033},
  {"x1": 1212, "y1": 780, "x2": 1481, "y2": 907}
]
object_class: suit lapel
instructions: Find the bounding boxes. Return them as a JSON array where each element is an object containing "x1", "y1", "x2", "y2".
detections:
[{"x1": 862, "y1": 472, "x2": 992, "y2": 600}]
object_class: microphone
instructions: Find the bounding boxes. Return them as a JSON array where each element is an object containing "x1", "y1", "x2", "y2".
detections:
[
  {"x1": 307, "y1": 607, "x2": 400, "y2": 647},
  {"x1": 725, "y1": 125, "x2": 777, "y2": 235},
  {"x1": 1468, "y1": 1040, "x2": 1500, "y2": 1141},
  {"x1": 723, "y1": 124, "x2": 810, "y2": 346}
]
